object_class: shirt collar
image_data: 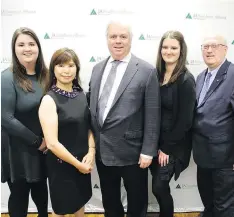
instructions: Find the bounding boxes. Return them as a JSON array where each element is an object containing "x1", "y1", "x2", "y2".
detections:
[
  {"x1": 208, "y1": 58, "x2": 226, "y2": 74},
  {"x1": 108, "y1": 52, "x2": 132, "y2": 64}
]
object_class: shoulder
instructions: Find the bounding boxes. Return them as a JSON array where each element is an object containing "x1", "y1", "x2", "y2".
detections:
[
  {"x1": 93, "y1": 57, "x2": 109, "y2": 71},
  {"x1": 41, "y1": 94, "x2": 56, "y2": 106},
  {"x1": 1, "y1": 68, "x2": 14, "y2": 82},
  {"x1": 177, "y1": 70, "x2": 196, "y2": 90},
  {"x1": 134, "y1": 55, "x2": 155, "y2": 71}
]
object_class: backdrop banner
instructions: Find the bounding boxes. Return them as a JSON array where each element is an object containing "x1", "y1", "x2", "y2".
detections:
[{"x1": 1, "y1": 0, "x2": 234, "y2": 213}]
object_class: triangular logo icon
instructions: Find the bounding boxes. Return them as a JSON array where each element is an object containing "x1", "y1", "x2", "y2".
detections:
[
  {"x1": 139, "y1": 34, "x2": 145, "y2": 40},
  {"x1": 186, "y1": 13, "x2": 192, "y2": 19},
  {"x1": 44, "y1": 33, "x2": 50, "y2": 39},
  {"x1": 176, "y1": 184, "x2": 181, "y2": 189},
  {"x1": 232, "y1": 40, "x2": 234, "y2": 45},
  {"x1": 90, "y1": 56, "x2": 96, "y2": 62},
  {"x1": 94, "y1": 184, "x2": 99, "y2": 189},
  {"x1": 90, "y1": 9, "x2": 97, "y2": 15}
]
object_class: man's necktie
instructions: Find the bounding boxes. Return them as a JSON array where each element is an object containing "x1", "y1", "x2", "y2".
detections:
[
  {"x1": 97, "y1": 60, "x2": 121, "y2": 126},
  {"x1": 198, "y1": 72, "x2": 212, "y2": 105}
]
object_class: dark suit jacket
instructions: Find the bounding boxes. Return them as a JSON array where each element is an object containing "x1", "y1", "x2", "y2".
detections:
[
  {"x1": 89, "y1": 54, "x2": 160, "y2": 166},
  {"x1": 159, "y1": 71, "x2": 196, "y2": 180},
  {"x1": 193, "y1": 60, "x2": 234, "y2": 168}
]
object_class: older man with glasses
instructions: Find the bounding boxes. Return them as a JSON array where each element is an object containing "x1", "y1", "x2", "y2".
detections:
[{"x1": 192, "y1": 35, "x2": 234, "y2": 217}]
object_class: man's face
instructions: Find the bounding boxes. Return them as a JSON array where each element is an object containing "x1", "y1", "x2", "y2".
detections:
[
  {"x1": 107, "y1": 23, "x2": 131, "y2": 60},
  {"x1": 201, "y1": 37, "x2": 227, "y2": 70}
]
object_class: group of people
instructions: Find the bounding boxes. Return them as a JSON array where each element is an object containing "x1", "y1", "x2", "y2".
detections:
[{"x1": 1, "y1": 21, "x2": 234, "y2": 217}]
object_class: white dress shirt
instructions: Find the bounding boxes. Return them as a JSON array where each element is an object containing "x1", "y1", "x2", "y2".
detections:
[{"x1": 99, "y1": 53, "x2": 152, "y2": 160}]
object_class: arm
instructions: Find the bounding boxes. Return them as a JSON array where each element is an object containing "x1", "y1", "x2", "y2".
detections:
[
  {"x1": 82, "y1": 130, "x2": 96, "y2": 167},
  {"x1": 1, "y1": 72, "x2": 40, "y2": 147},
  {"x1": 38, "y1": 95, "x2": 91, "y2": 174},
  {"x1": 161, "y1": 74, "x2": 196, "y2": 153},
  {"x1": 141, "y1": 68, "x2": 161, "y2": 157}
]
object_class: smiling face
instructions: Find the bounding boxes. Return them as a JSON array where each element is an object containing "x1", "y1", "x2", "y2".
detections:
[
  {"x1": 202, "y1": 36, "x2": 227, "y2": 70},
  {"x1": 107, "y1": 23, "x2": 132, "y2": 60},
  {"x1": 54, "y1": 60, "x2": 77, "y2": 86},
  {"x1": 14, "y1": 34, "x2": 39, "y2": 67},
  {"x1": 161, "y1": 38, "x2": 181, "y2": 65}
]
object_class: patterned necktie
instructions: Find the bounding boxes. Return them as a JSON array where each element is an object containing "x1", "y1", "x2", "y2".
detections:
[
  {"x1": 198, "y1": 72, "x2": 212, "y2": 105},
  {"x1": 97, "y1": 60, "x2": 121, "y2": 126}
]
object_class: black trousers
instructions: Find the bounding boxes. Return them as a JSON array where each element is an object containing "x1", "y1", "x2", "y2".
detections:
[
  {"x1": 197, "y1": 166, "x2": 234, "y2": 217},
  {"x1": 96, "y1": 159, "x2": 148, "y2": 217},
  {"x1": 7, "y1": 179, "x2": 48, "y2": 217},
  {"x1": 150, "y1": 157, "x2": 175, "y2": 217}
]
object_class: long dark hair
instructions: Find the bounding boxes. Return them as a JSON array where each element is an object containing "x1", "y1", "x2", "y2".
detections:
[
  {"x1": 156, "y1": 30, "x2": 188, "y2": 84},
  {"x1": 11, "y1": 27, "x2": 48, "y2": 92},
  {"x1": 45, "y1": 48, "x2": 83, "y2": 93}
]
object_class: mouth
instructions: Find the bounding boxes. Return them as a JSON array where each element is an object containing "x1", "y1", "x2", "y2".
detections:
[
  {"x1": 23, "y1": 53, "x2": 32, "y2": 57},
  {"x1": 62, "y1": 76, "x2": 73, "y2": 79}
]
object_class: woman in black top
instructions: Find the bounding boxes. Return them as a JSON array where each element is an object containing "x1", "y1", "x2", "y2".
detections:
[
  {"x1": 1, "y1": 27, "x2": 48, "y2": 217},
  {"x1": 150, "y1": 31, "x2": 196, "y2": 217},
  {"x1": 39, "y1": 48, "x2": 95, "y2": 216}
]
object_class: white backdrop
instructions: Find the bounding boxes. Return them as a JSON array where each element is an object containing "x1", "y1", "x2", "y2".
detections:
[{"x1": 1, "y1": 0, "x2": 234, "y2": 213}]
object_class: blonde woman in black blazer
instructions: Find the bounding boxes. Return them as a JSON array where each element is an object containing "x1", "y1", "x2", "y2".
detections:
[{"x1": 150, "y1": 31, "x2": 196, "y2": 217}]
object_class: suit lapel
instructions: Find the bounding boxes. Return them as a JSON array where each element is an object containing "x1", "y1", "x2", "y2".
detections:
[
  {"x1": 109, "y1": 55, "x2": 139, "y2": 110},
  {"x1": 93, "y1": 57, "x2": 109, "y2": 115},
  {"x1": 198, "y1": 60, "x2": 231, "y2": 108}
]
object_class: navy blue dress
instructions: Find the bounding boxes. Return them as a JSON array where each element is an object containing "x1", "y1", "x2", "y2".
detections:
[{"x1": 46, "y1": 85, "x2": 92, "y2": 214}]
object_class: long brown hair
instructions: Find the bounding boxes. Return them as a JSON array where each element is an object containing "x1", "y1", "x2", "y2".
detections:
[
  {"x1": 11, "y1": 27, "x2": 48, "y2": 92},
  {"x1": 156, "y1": 30, "x2": 188, "y2": 84},
  {"x1": 45, "y1": 48, "x2": 83, "y2": 93}
]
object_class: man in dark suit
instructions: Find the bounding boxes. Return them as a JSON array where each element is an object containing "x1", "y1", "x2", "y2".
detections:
[
  {"x1": 193, "y1": 35, "x2": 234, "y2": 217},
  {"x1": 89, "y1": 21, "x2": 160, "y2": 217}
]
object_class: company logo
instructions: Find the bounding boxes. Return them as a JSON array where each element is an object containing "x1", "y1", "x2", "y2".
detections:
[
  {"x1": 89, "y1": 56, "x2": 106, "y2": 63},
  {"x1": 93, "y1": 184, "x2": 99, "y2": 189},
  {"x1": 186, "y1": 59, "x2": 203, "y2": 66},
  {"x1": 2, "y1": 9, "x2": 36, "y2": 16},
  {"x1": 186, "y1": 12, "x2": 226, "y2": 20},
  {"x1": 0, "y1": 57, "x2": 11, "y2": 64},
  {"x1": 175, "y1": 183, "x2": 197, "y2": 189},
  {"x1": 44, "y1": 32, "x2": 86, "y2": 39},
  {"x1": 138, "y1": 34, "x2": 160, "y2": 41},
  {"x1": 90, "y1": 8, "x2": 133, "y2": 15},
  {"x1": 232, "y1": 40, "x2": 234, "y2": 45}
]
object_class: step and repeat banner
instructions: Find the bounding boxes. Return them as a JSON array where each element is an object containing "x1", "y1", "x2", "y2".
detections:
[{"x1": 1, "y1": 0, "x2": 234, "y2": 213}]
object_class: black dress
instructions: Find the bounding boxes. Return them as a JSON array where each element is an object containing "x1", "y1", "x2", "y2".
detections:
[{"x1": 46, "y1": 85, "x2": 92, "y2": 214}]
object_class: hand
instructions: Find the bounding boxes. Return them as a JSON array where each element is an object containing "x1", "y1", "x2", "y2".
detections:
[
  {"x1": 38, "y1": 138, "x2": 47, "y2": 152},
  {"x1": 82, "y1": 152, "x2": 95, "y2": 168},
  {"x1": 138, "y1": 155, "x2": 152, "y2": 169},
  {"x1": 78, "y1": 162, "x2": 92, "y2": 174},
  {"x1": 158, "y1": 150, "x2": 169, "y2": 167}
]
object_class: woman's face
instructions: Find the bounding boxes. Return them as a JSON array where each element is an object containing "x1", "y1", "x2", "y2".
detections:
[
  {"x1": 15, "y1": 34, "x2": 39, "y2": 66},
  {"x1": 54, "y1": 60, "x2": 77, "y2": 86},
  {"x1": 161, "y1": 38, "x2": 181, "y2": 65}
]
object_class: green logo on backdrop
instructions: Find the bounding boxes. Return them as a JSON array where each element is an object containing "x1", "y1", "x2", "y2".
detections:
[
  {"x1": 176, "y1": 184, "x2": 181, "y2": 189},
  {"x1": 186, "y1": 60, "x2": 189, "y2": 65},
  {"x1": 90, "y1": 56, "x2": 96, "y2": 62},
  {"x1": 90, "y1": 9, "x2": 97, "y2": 15},
  {"x1": 186, "y1": 13, "x2": 192, "y2": 19},
  {"x1": 44, "y1": 33, "x2": 50, "y2": 39},
  {"x1": 232, "y1": 40, "x2": 234, "y2": 45},
  {"x1": 139, "y1": 34, "x2": 145, "y2": 40}
]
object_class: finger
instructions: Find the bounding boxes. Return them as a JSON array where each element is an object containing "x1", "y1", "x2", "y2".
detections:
[
  {"x1": 82, "y1": 156, "x2": 87, "y2": 163},
  {"x1": 167, "y1": 156, "x2": 169, "y2": 165}
]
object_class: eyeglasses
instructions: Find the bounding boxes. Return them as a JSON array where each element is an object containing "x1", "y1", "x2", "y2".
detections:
[{"x1": 201, "y1": 44, "x2": 226, "y2": 50}]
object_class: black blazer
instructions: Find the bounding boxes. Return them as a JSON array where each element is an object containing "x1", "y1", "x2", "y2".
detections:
[{"x1": 160, "y1": 70, "x2": 196, "y2": 180}]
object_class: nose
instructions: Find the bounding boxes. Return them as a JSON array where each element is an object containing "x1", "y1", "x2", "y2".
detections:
[
  {"x1": 115, "y1": 36, "x2": 121, "y2": 43},
  {"x1": 207, "y1": 46, "x2": 213, "y2": 52},
  {"x1": 24, "y1": 45, "x2": 31, "y2": 51}
]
